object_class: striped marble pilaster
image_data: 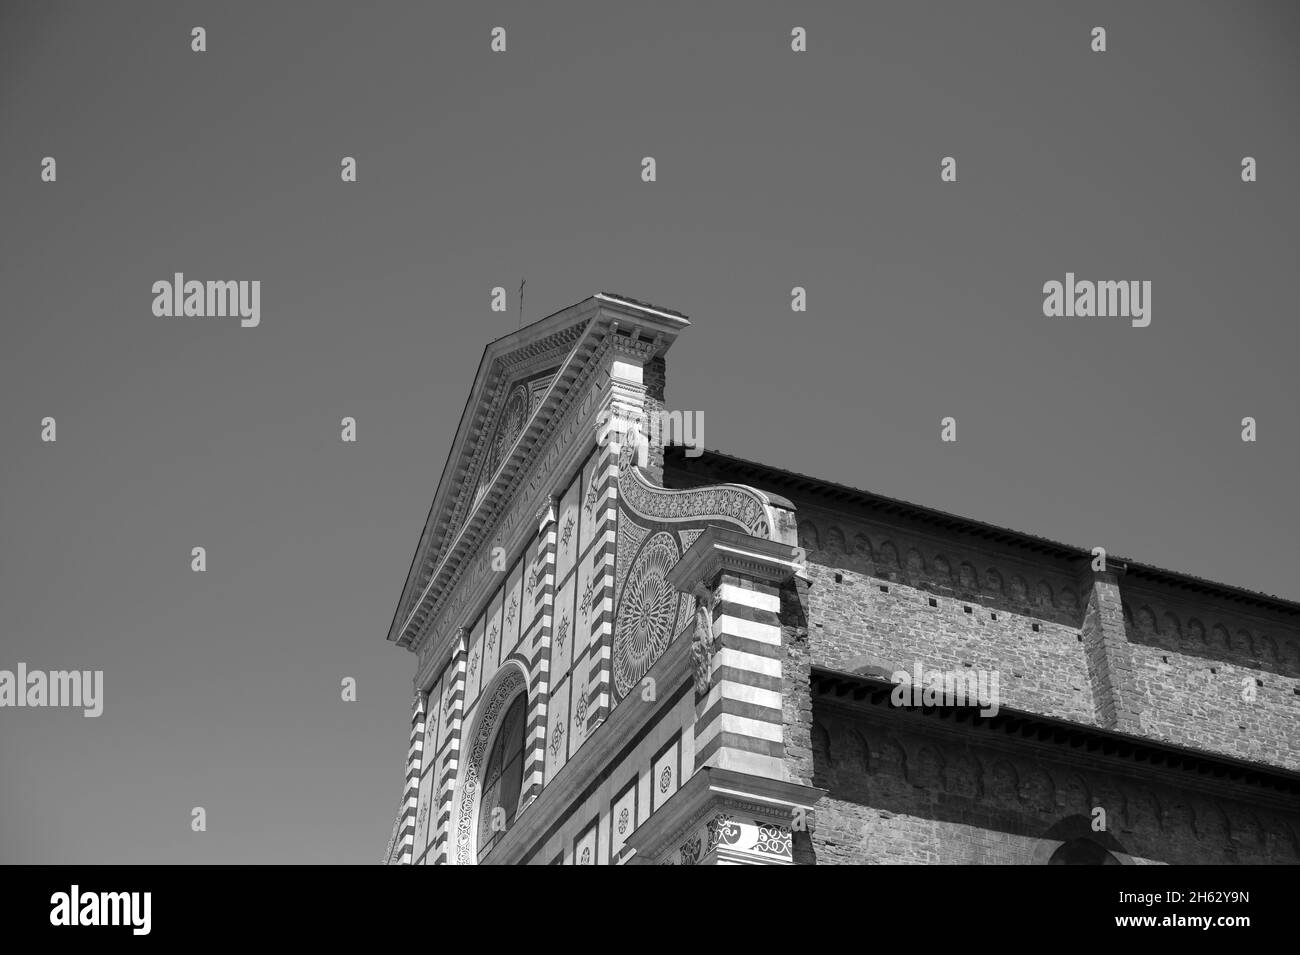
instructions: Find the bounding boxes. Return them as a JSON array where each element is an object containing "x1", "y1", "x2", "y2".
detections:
[
  {"x1": 584, "y1": 434, "x2": 620, "y2": 733},
  {"x1": 395, "y1": 689, "x2": 428, "y2": 864},
  {"x1": 432, "y1": 631, "x2": 468, "y2": 865},
  {"x1": 521, "y1": 496, "x2": 558, "y2": 807},
  {"x1": 666, "y1": 524, "x2": 802, "y2": 782}
]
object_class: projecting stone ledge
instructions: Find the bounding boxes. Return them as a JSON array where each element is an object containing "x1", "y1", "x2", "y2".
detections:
[{"x1": 622, "y1": 766, "x2": 823, "y2": 865}]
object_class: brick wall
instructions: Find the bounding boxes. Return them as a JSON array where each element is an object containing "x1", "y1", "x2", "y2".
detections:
[
  {"x1": 794, "y1": 503, "x2": 1300, "y2": 770},
  {"x1": 1121, "y1": 588, "x2": 1300, "y2": 771},
  {"x1": 808, "y1": 702, "x2": 1300, "y2": 865},
  {"x1": 799, "y1": 505, "x2": 1098, "y2": 726}
]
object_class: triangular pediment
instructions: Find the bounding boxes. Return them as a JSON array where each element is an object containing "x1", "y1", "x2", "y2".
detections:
[{"x1": 387, "y1": 293, "x2": 691, "y2": 650}]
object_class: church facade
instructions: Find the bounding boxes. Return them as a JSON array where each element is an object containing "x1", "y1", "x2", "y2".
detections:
[{"x1": 383, "y1": 294, "x2": 1300, "y2": 865}]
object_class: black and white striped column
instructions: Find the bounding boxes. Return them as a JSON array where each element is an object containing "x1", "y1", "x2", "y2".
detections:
[
  {"x1": 396, "y1": 689, "x2": 428, "y2": 864},
  {"x1": 667, "y1": 524, "x2": 802, "y2": 782}
]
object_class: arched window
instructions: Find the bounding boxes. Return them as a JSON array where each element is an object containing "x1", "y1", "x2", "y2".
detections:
[
  {"x1": 1049, "y1": 838, "x2": 1120, "y2": 865},
  {"x1": 476, "y1": 694, "x2": 527, "y2": 861}
]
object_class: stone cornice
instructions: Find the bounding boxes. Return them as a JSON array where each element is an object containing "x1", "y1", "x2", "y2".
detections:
[
  {"x1": 1076, "y1": 555, "x2": 1127, "y2": 581},
  {"x1": 606, "y1": 321, "x2": 664, "y2": 363},
  {"x1": 666, "y1": 524, "x2": 804, "y2": 593}
]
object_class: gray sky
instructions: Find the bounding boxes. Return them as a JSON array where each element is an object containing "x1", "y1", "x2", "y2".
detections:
[{"x1": 1, "y1": 0, "x2": 1296, "y2": 863}]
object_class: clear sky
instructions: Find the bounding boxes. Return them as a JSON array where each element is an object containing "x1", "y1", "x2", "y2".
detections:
[{"x1": 1, "y1": 0, "x2": 1296, "y2": 863}]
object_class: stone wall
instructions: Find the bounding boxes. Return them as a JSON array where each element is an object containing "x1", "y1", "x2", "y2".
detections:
[
  {"x1": 808, "y1": 703, "x2": 1300, "y2": 865},
  {"x1": 792, "y1": 501, "x2": 1300, "y2": 771},
  {"x1": 1120, "y1": 587, "x2": 1300, "y2": 771}
]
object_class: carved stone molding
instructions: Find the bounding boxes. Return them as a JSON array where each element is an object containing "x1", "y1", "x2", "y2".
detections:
[
  {"x1": 690, "y1": 580, "x2": 718, "y2": 695},
  {"x1": 453, "y1": 664, "x2": 528, "y2": 865},
  {"x1": 619, "y1": 452, "x2": 792, "y2": 544},
  {"x1": 623, "y1": 767, "x2": 824, "y2": 865},
  {"x1": 606, "y1": 321, "x2": 664, "y2": 364},
  {"x1": 667, "y1": 524, "x2": 804, "y2": 592}
]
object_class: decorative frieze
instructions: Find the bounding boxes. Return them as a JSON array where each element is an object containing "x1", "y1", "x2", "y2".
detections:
[
  {"x1": 619, "y1": 459, "x2": 781, "y2": 542},
  {"x1": 624, "y1": 766, "x2": 823, "y2": 865}
]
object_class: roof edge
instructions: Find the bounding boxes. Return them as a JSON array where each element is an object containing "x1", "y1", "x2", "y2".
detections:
[{"x1": 669, "y1": 447, "x2": 1300, "y2": 619}]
